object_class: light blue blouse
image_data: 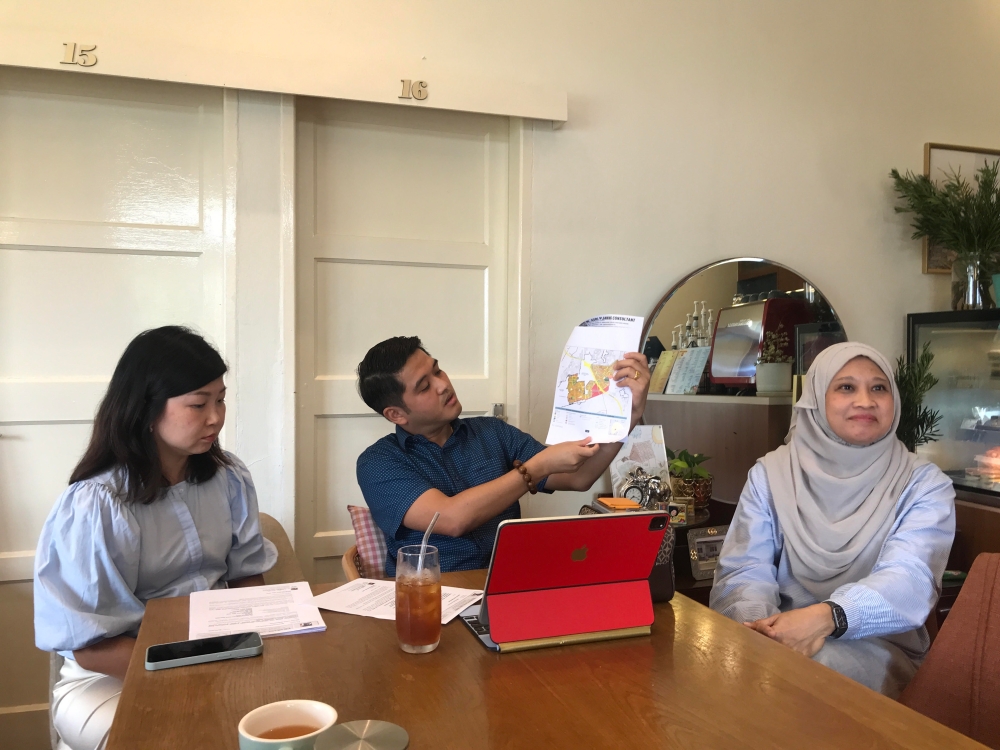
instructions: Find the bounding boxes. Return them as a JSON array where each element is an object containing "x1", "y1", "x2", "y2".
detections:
[
  {"x1": 710, "y1": 461, "x2": 956, "y2": 647},
  {"x1": 34, "y1": 453, "x2": 277, "y2": 657}
]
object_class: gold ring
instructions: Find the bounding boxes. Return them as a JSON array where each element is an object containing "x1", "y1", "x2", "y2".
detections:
[{"x1": 633, "y1": 370, "x2": 639, "y2": 379}]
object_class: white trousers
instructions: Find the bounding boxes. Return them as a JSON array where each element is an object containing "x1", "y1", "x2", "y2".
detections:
[{"x1": 51, "y1": 658, "x2": 122, "y2": 750}]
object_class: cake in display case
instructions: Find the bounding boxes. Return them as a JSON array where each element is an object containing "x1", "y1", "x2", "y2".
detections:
[{"x1": 908, "y1": 310, "x2": 1000, "y2": 498}]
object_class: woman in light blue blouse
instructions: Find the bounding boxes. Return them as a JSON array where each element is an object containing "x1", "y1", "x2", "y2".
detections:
[
  {"x1": 710, "y1": 342, "x2": 955, "y2": 698},
  {"x1": 34, "y1": 327, "x2": 276, "y2": 750}
]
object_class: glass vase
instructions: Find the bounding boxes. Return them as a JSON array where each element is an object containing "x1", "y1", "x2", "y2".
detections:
[{"x1": 951, "y1": 259, "x2": 995, "y2": 310}]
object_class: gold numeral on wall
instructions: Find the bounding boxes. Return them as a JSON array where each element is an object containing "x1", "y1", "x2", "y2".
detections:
[
  {"x1": 76, "y1": 45, "x2": 98, "y2": 67},
  {"x1": 399, "y1": 79, "x2": 428, "y2": 101},
  {"x1": 60, "y1": 43, "x2": 98, "y2": 67}
]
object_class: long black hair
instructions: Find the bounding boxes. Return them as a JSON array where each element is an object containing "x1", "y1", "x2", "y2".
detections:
[{"x1": 70, "y1": 326, "x2": 231, "y2": 504}]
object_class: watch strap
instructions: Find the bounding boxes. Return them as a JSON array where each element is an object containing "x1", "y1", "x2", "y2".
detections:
[{"x1": 824, "y1": 600, "x2": 848, "y2": 639}]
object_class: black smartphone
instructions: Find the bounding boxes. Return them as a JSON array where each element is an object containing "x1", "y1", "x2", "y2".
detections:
[{"x1": 144, "y1": 631, "x2": 263, "y2": 671}]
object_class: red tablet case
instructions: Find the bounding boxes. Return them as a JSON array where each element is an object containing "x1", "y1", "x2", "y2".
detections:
[{"x1": 481, "y1": 513, "x2": 668, "y2": 644}]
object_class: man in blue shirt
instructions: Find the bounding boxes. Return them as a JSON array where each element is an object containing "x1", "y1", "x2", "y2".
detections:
[{"x1": 355, "y1": 336, "x2": 651, "y2": 573}]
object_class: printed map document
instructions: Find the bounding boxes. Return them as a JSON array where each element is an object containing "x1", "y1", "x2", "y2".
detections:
[
  {"x1": 546, "y1": 315, "x2": 644, "y2": 444},
  {"x1": 311, "y1": 579, "x2": 483, "y2": 625},
  {"x1": 189, "y1": 582, "x2": 326, "y2": 640}
]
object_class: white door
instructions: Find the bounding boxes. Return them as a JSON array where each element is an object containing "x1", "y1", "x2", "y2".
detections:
[
  {"x1": 296, "y1": 99, "x2": 511, "y2": 581},
  {"x1": 0, "y1": 66, "x2": 227, "y2": 732}
]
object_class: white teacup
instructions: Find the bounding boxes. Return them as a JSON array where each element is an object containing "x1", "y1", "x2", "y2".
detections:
[{"x1": 238, "y1": 700, "x2": 337, "y2": 750}]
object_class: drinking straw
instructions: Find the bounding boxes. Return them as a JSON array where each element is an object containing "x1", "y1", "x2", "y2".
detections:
[{"x1": 416, "y1": 512, "x2": 440, "y2": 575}]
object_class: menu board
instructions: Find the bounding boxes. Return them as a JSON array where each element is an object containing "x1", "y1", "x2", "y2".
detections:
[
  {"x1": 648, "y1": 350, "x2": 679, "y2": 394},
  {"x1": 665, "y1": 347, "x2": 711, "y2": 395}
]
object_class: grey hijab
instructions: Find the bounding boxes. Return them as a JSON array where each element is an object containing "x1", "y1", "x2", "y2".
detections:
[{"x1": 761, "y1": 342, "x2": 925, "y2": 602}]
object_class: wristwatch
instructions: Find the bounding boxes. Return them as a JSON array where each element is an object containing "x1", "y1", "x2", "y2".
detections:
[{"x1": 824, "y1": 600, "x2": 848, "y2": 639}]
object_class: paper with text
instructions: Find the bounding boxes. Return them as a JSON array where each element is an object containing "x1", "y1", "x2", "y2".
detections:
[
  {"x1": 311, "y1": 579, "x2": 483, "y2": 625},
  {"x1": 546, "y1": 315, "x2": 644, "y2": 444},
  {"x1": 189, "y1": 582, "x2": 326, "y2": 640}
]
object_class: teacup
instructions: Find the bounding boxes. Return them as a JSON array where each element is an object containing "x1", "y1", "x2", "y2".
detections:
[{"x1": 238, "y1": 700, "x2": 337, "y2": 750}]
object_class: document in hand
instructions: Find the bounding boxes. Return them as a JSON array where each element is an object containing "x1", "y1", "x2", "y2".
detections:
[
  {"x1": 311, "y1": 579, "x2": 483, "y2": 625},
  {"x1": 188, "y1": 582, "x2": 326, "y2": 640},
  {"x1": 546, "y1": 315, "x2": 644, "y2": 444}
]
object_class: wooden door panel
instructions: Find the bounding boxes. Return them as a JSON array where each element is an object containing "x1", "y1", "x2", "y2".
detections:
[
  {"x1": 0, "y1": 67, "x2": 223, "y2": 255},
  {"x1": 0, "y1": 69, "x2": 226, "y2": 587},
  {"x1": 297, "y1": 99, "x2": 509, "y2": 579}
]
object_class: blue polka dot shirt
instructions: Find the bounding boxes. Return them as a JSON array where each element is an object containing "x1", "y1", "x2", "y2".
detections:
[{"x1": 356, "y1": 417, "x2": 551, "y2": 574}]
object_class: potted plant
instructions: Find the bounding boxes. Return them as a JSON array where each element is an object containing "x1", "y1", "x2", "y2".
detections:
[
  {"x1": 890, "y1": 160, "x2": 1000, "y2": 310},
  {"x1": 756, "y1": 324, "x2": 794, "y2": 393},
  {"x1": 894, "y1": 342, "x2": 942, "y2": 452},
  {"x1": 666, "y1": 448, "x2": 712, "y2": 514}
]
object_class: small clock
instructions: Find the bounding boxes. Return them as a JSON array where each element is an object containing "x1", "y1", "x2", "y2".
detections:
[
  {"x1": 618, "y1": 467, "x2": 671, "y2": 510},
  {"x1": 622, "y1": 484, "x2": 646, "y2": 505}
]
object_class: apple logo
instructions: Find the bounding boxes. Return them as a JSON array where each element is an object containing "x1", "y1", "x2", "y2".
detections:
[{"x1": 571, "y1": 546, "x2": 588, "y2": 562}]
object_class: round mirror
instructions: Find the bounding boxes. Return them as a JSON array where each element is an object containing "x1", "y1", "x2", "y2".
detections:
[{"x1": 642, "y1": 258, "x2": 846, "y2": 396}]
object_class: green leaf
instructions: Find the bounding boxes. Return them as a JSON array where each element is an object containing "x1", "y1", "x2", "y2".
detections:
[{"x1": 894, "y1": 342, "x2": 943, "y2": 452}]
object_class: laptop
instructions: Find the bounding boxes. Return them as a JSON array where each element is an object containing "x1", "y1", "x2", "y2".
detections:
[{"x1": 461, "y1": 511, "x2": 670, "y2": 652}]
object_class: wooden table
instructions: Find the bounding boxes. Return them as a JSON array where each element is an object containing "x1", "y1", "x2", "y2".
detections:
[{"x1": 107, "y1": 571, "x2": 984, "y2": 750}]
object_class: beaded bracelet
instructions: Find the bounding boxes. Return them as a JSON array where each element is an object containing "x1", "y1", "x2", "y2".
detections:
[{"x1": 512, "y1": 460, "x2": 538, "y2": 495}]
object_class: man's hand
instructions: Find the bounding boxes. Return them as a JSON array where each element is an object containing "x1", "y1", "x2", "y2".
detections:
[
  {"x1": 530, "y1": 439, "x2": 601, "y2": 477},
  {"x1": 613, "y1": 352, "x2": 651, "y2": 430},
  {"x1": 745, "y1": 603, "x2": 836, "y2": 658}
]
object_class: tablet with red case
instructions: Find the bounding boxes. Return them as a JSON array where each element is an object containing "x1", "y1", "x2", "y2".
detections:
[{"x1": 474, "y1": 512, "x2": 669, "y2": 646}]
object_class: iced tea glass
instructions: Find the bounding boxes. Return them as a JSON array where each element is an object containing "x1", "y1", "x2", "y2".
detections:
[{"x1": 395, "y1": 545, "x2": 442, "y2": 654}]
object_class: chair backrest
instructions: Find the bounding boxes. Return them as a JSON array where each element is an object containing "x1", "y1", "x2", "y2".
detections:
[
  {"x1": 259, "y1": 512, "x2": 305, "y2": 584},
  {"x1": 49, "y1": 652, "x2": 64, "y2": 749},
  {"x1": 347, "y1": 505, "x2": 388, "y2": 579},
  {"x1": 342, "y1": 544, "x2": 363, "y2": 580},
  {"x1": 899, "y1": 553, "x2": 1000, "y2": 748}
]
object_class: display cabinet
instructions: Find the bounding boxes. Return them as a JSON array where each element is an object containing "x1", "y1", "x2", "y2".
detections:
[{"x1": 908, "y1": 310, "x2": 1000, "y2": 504}]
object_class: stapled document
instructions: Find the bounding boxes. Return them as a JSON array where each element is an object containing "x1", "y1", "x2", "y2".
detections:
[
  {"x1": 188, "y1": 581, "x2": 326, "y2": 640},
  {"x1": 311, "y1": 579, "x2": 483, "y2": 625}
]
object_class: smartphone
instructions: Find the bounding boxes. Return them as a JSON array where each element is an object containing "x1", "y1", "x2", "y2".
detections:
[{"x1": 144, "y1": 631, "x2": 263, "y2": 671}]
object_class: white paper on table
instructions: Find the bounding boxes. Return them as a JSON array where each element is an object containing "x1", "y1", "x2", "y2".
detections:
[
  {"x1": 189, "y1": 582, "x2": 326, "y2": 640},
  {"x1": 310, "y1": 579, "x2": 484, "y2": 625},
  {"x1": 545, "y1": 314, "x2": 645, "y2": 445},
  {"x1": 610, "y1": 425, "x2": 670, "y2": 496}
]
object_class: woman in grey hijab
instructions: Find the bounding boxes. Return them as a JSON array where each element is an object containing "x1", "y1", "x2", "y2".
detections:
[{"x1": 710, "y1": 342, "x2": 956, "y2": 697}]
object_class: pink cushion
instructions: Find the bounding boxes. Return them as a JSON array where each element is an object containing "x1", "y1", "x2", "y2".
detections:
[{"x1": 347, "y1": 505, "x2": 388, "y2": 579}]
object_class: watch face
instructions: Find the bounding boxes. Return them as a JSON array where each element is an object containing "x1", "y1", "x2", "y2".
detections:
[{"x1": 623, "y1": 486, "x2": 645, "y2": 503}]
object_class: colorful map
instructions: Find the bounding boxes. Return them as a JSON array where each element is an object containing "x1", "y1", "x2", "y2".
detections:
[
  {"x1": 560, "y1": 348, "x2": 624, "y2": 412},
  {"x1": 547, "y1": 315, "x2": 644, "y2": 445}
]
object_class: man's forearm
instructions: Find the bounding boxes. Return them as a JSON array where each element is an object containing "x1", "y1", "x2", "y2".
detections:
[
  {"x1": 545, "y1": 442, "x2": 622, "y2": 492},
  {"x1": 403, "y1": 469, "x2": 528, "y2": 537}
]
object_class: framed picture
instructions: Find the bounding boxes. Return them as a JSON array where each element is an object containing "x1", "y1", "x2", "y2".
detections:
[
  {"x1": 686, "y1": 524, "x2": 729, "y2": 580},
  {"x1": 794, "y1": 322, "x2": 847, "y2": 376},
  {"x1": 922, "y1": 143, "x2": 1000, "y2": 274}
]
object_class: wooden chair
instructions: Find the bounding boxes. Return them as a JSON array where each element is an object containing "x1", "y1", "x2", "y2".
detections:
[
  {"x1": 899, "y1": 553, "x2": 1000, "y2": 748},
  {"x1": 260, "y1": 512, "x2": 304, "y2": 584},
  {"x1": 49, "y1": 653, "x2": 63, "y2": 749},
  {"x1": 342, "y1": 544, "x2": 366, "y2": 581}
]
